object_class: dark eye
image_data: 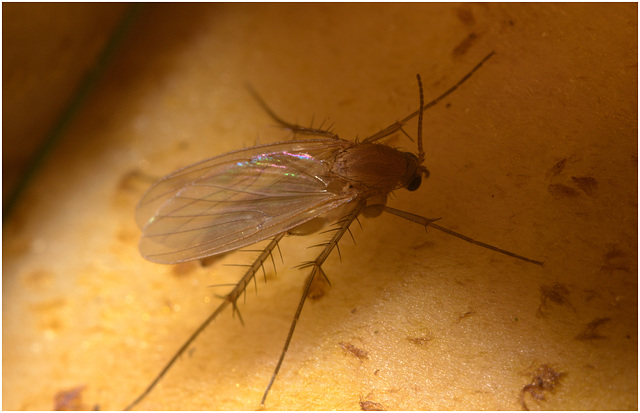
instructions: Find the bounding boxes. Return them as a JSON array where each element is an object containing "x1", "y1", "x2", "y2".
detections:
[{"x1": 407, "y1": 175, "x2": 421, "y2": 191}]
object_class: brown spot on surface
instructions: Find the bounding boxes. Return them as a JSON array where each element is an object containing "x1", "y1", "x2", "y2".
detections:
[
  {"x1": 307, "y1": 269, "x2": 331, "y2": 300},
  {"x1": 571, "y1": 176, "x2": 598, "y2": 195},
  {"x1": 116, "y1": 227, "x2": 137, "y2": 244},
  {"x1": 117, "y1": 168, "x2": 153, "y2": 192},
  {"x1": 456, "y1": 310, "x2": 475, "y2": 323},
  {"x1": 520, "y1": 365, "x2": 565, "y2": 410},
  {"x1": 575, "y1": 317, "x2": 611, "y2": 340},
  {"x1": 30, "y1": 298, "x2": 67, "y2": 334},
  {"x1": 537, "y1": 283, "x2": 573, "y2": 318},
  {"x1": 546, "y1": 158, "x2": 567, "y2": 179},
  {"x1": 339, "y1": 342, "x2": 369, "y2": 360},
  {"x1": 601, "y1": 245, "x2": 631, "y2": 273},
  {"x1": 407, "y1": 335, "x2": 431, "y2": 346},
  {"x1": 548, "y1": 183, "x2": 580, "y2": 198},
  {"x1": 21, "y1": 269, "x2": 55, "y2": 290},
  {"x1": 54, "y1": 385, "x2": 90, "y2": 411},
  {"x1": 113, "y1": 169, "x2": 157, "y2": 210},
  {"x1": 360, "y1": 399, "x2": 385, "y2": 411},
  {"x1": 452, "y1": 32, "x2": 477, "y2": 57},
  {"x1": 456, "y1": 7, "x2": 475, "y2": 25}
]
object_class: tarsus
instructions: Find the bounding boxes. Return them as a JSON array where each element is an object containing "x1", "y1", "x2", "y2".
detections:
[
  {"x1": 383, "y1": 206, "x2": 543, "y2": 266},
  {"x1": 124, "y1": 233, "x2": 286, "y2": 411},
  {"x1": 260, "y1": 200, "x2": 365, "y2": 405}
]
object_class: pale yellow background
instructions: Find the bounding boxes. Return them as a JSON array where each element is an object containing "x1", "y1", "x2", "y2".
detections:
[{"x1": 3, "y1": 3, "x2": 637, "y2": 410}]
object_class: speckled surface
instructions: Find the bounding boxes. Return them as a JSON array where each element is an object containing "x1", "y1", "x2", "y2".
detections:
[{"x1": 3, "y1": 3, "x2": 637, "y2": 410}]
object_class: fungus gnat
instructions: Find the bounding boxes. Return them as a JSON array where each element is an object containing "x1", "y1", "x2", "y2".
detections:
[{"x1": 128, "y1": 52, "x2": 542, "y2": 410}]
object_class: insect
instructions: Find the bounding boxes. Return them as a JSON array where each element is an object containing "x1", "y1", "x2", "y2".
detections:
[{"x1": 128, "y1": 51, "x2": 542, "y2": 410}]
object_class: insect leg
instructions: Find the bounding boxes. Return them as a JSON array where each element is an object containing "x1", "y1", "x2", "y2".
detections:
[
  {"x1": 246, "y1": 85, "x2": 339, "y2": 139},
  {"x1": 363, "y1": 51, "x2": 495, "y2": 144},
  {"x1": 124, "y1": 233, "x2": 286, "y2": 411},
  {"x1": 383, "y1": 206, "x2": 543, "y2": 266},
  {"x1": 260, "y1": 200, "x2": 365, "y2": 406}
]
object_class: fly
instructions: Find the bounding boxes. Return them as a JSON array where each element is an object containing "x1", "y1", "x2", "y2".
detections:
[{"x1": 127, "y1": 51, "x2": 542, "y2": 410}]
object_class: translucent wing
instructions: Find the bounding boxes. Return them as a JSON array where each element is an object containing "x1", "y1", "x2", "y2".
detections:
[{"x1": 136, "y1": 139, "x2": 356, "y2": 263}]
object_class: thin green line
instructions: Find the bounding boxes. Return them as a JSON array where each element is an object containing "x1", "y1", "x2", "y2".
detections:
[{"x1": 3, "y1": 3, "x2": 144, "y2": 222}]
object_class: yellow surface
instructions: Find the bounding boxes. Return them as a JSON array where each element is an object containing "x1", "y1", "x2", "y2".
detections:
[{"x1": 3, "y1": 3, "x2": 637, "y2": 410}]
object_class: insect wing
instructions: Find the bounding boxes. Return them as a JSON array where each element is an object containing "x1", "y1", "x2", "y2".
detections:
[{"x1": 137, "y1": 139, "x2": 354, "y2": 263}]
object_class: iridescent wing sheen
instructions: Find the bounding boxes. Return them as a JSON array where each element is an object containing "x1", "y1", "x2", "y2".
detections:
[{"x1": 136, "y1": 139, "x2": 356, "y2": 264}]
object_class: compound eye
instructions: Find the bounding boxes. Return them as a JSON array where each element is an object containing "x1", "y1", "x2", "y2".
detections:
[{"x1": 407, "y1": 175, "x2": 422, "y2": 191}]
